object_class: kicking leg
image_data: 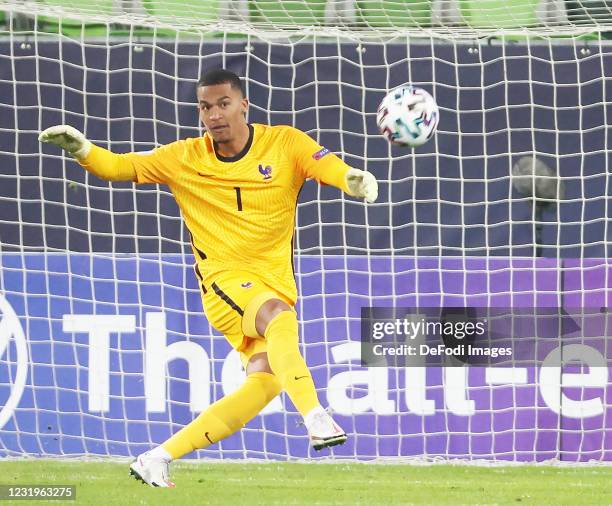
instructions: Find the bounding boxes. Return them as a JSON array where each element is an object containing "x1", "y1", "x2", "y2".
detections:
[{"x1": 255, "y1": 299, "x2": 347, "y2": 450}]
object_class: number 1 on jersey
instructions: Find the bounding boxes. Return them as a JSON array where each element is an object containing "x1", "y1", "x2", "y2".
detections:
[{"x1": 234, "y1": 187, "x2": 243, "y2": 211}]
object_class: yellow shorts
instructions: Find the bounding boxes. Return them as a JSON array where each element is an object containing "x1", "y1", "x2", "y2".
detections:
[{"x1": 200, "y1": 270, "x2": 293, "y2": 368}]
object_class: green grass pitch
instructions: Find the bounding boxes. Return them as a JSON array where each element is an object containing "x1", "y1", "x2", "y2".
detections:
[{"x1": 1, "y1": 460, "x2": 611, "y2": 505}]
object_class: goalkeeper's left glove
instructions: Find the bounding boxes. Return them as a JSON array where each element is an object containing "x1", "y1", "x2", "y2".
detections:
[{"x1": 345, "y1": 168, "x2": 378, "y2": 203}]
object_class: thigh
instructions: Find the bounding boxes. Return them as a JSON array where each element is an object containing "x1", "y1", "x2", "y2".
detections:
[{"x1": 201, "y1": 271, "x2": 280, "y2": 351}]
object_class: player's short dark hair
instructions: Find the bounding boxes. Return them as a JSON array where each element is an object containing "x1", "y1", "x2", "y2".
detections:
[{"x1": 197, "y1": 69, "x2": 244, "y2": 97}]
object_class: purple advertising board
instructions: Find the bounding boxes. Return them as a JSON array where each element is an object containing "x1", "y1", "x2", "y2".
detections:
[{"x1": 0, "y1": 254, "x2": 610, "y2": 462}]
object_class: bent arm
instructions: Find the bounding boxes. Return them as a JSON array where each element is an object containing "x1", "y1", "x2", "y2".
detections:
[
  {"x1": 308, "y1": 153, "x2": 353, "y2": 195},
  {"x1": 287, "y1": 129, "x2": 351, "y2": 193},
  {"x1": 286, "y1": 127, "x2": 378, "y2": 202}
]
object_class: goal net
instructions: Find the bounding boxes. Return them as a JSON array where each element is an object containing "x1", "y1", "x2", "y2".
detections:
[{"x1": 1, "y1": 0, "x2": 611, "y2": 462}]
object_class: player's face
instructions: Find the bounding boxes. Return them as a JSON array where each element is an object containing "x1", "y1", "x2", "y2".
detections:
[{"x1": 197, "y1": 83, "x2": 248, "y2": 143}]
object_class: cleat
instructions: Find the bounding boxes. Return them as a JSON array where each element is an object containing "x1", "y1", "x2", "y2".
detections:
[
  {"x1": 129, "y1": 451, "x2": 175, "y2": 488},
  {"x1": 305, "y1": 406, "x2": 347, "y2": 451}
]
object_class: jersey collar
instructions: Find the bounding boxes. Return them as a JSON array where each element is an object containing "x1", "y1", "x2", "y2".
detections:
[{"x1": 213, "y1": 123, "x2": 254, "y2": 163}]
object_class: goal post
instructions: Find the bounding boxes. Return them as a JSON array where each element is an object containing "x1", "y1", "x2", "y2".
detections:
[{"x1": 0, "y1": 0, "x2": 611, "y2": 462}]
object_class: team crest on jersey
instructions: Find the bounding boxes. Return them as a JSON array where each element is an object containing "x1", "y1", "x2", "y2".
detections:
[
  {"x1": 241, "y1": 282, "x2": 253, "y2": 289},
  {"x1": 312, "y1": 147, "x2": 330, "y2": 160},
  {"x1": 258, "y1": 164, "x2": 272, "y2": 180}
]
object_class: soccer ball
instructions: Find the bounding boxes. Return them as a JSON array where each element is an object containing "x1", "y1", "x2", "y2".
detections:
[{"x1": 376, "y1": 85, "x2": 439, "y2": 148}]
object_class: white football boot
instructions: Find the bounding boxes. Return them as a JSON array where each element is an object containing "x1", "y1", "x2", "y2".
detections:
[
  {"x1": 129, "y1": 451, "x2": 175, "y2": 488},
  {"x1": 305, "y1": 406, "x2": 347, "y2": 451}
]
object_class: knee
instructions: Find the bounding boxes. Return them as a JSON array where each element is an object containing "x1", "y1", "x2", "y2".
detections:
[
  {"x1": 255, "y1": 298, "x2": 292, "y2": 336},
  {"x1": 245, "y1": 354, "x2": 282, "y2": 403},
  {"x1": 246, "y1": 352, "x2": 273, "y2": 375}
]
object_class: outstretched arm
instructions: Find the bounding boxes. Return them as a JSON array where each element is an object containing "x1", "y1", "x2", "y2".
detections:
[
  {"x1": 39, "y1": 125, "x2": 176, "y2": 184},
  {"x1": 39, "y1": 125, "x2": 137, "y2": 182}
]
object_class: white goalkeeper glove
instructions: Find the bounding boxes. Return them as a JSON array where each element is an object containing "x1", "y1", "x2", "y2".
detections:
[
  {"x1": 345, "y1": 168, "x2": 378, "y2": 203},
  {"x1": 39, "y1": 125, "x2": 92, "y2": 160}
]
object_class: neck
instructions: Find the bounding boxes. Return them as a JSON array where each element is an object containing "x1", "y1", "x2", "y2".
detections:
[{"x1": 214, "y1": 122, "x2": 251, "y2": 158}]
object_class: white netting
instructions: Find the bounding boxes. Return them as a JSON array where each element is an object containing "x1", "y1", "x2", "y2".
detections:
[
  {"x1": 2, "y1": 0, "x2": 612, "y2": 38},
  {"x1": 0, "y1": 0, "x2": 610, "y2": 462}
]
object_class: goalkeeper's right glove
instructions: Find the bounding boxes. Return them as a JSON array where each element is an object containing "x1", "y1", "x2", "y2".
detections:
[
  {"x1": 39, "y1": 125, "x2": 92, "y2": 160},
  {"x1": 345, "y1": 168, "x2": 378, "y2": 203}
]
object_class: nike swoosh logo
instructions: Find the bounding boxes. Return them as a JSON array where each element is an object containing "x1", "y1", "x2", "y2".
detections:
[
  {"x1": 204, "y1": 432, "x2": 214, "y2": 445},
  {"x1": 294, "y1": 375, "x2": 309, "y2": 380}
]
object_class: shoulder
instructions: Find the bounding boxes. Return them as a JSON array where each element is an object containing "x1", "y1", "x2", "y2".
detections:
[
  {"x1": 171, "y1": 136, "x2": 203, "y2": 151},
  {"x1": 162, "y1": 136, "x2": 208, "y2": 157},
  {"x1": 254, "y1": 123, "x2": 305, "y2": 144},
  {"x1": 149, "y1": 137, "x2": 190, "y2": 154}
]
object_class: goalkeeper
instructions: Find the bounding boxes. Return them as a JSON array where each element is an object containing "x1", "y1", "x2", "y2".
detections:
[{"x1": 39, "y1": 69, "x2": 378, "y2": 488}]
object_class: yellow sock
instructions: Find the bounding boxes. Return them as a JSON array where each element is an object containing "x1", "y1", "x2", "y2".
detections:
[
  {"x1": 264, "y1": 311, "x2": 320, "y2": 417},
  {"x1": 161, "y1": 372, "x2": 281, "y2": 460}
]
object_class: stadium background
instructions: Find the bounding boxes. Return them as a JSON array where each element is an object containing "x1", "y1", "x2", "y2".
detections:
[{"x1": 1, "y1": 1, "x2": 611, "y2": 464}]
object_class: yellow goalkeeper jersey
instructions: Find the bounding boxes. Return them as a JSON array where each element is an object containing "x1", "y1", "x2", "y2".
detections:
[{"x1": 81, "y1": 123, "x2": 352, "y2": 304}]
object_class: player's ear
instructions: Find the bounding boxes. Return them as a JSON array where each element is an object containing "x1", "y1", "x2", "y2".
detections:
[{"x1": 240, "y1": 97, "x2": 249, "y2": 116}]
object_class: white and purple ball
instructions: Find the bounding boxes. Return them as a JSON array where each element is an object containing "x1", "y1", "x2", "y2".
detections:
[{"x1": 376, "y1": 85, "x2": 439, "y2": 148}]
